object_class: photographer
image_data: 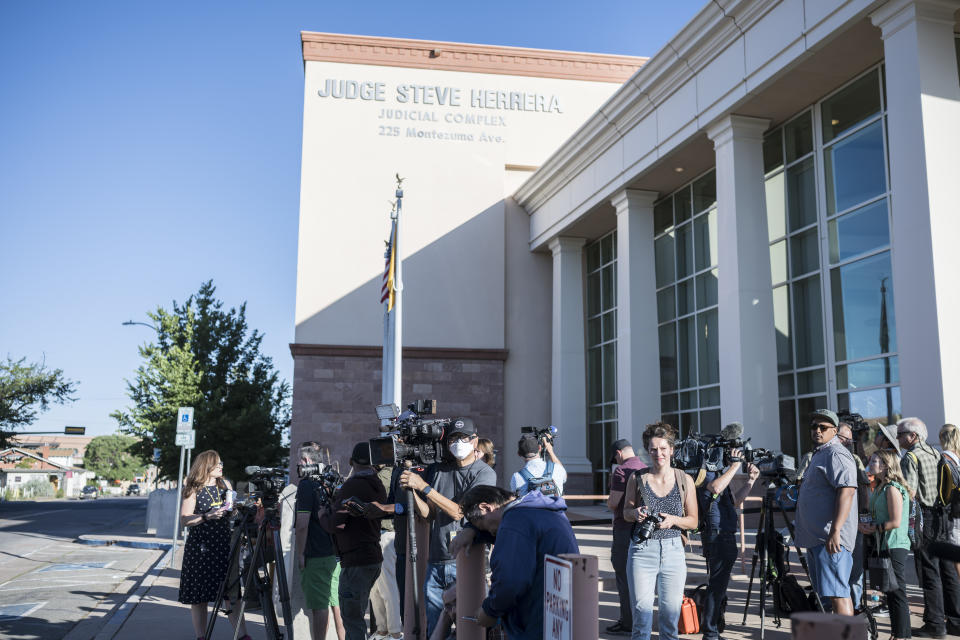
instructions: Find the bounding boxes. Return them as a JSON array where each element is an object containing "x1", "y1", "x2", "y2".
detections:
[
  {"x1": 509, "y1": 434, "x2": 566, "y2": 496},
  {"x1": 458, "y1": 484, "x2": 579, "y2": 639},
  {"x1": 399, "y1": 417, "x2": 496, "y2": 638},
  {"x1": 697, "y1": 433, "x2": 759, "y2": 640},
  {"x1": 624, "y1": 422, "x2": 699, "y2": 640},
  {"x1": 320, "y1": 443, "x2": 388, "y2": 640},
  {"x1": 294, "y1": 441, "x2": 344, "y2": 640},
  {"x1": 795, "y1": 409, "x2": 858, "y2": 617}
]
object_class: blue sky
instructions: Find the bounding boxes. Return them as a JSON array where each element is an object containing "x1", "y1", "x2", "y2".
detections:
[{"x1": 0, "y1": 0, "x2": 705, "y2": 439}]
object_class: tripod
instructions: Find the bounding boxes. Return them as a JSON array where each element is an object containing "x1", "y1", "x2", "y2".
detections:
[
  {"x1": 742, "y1": 480, "x2": 822, "y2": 639},
  {"x1": 206, "y1": 500, "x2": 293, "y2": 640}
]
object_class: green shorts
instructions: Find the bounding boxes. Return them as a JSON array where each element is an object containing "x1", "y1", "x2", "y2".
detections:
[{"x1": 301, "y1": 555, "x2": 340, "y2": 609}]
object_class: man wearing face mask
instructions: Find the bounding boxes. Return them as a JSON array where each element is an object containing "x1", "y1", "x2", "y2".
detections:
[{"x1": 398, "y1": 417, "x2": 496, "y2": 638}]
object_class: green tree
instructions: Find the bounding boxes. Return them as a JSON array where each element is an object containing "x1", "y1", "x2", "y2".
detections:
[
  {"x1": 83, "y1": 435, "x2": 147, "y2": 482},
  {"x1": 112, "y1": 281, "x2": 289, "y2": 482},
  {"x1": 0, "y1": 357, "x2": 77, "y2": 448}
]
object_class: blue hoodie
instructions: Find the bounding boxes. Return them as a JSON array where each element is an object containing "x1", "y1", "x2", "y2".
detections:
[{"x1": 481, "y1": 490, "x2": 579, "y2": 640}]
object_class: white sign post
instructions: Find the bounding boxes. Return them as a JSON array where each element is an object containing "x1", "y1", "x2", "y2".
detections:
[
  {"x1": 171, "y1": 408, "x2": 195, "y2": 562},
  {"x1": 544, "y1": 555, "x2": 572, "y2": 640}
]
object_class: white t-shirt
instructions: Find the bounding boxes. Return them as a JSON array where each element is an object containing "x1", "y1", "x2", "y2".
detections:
[{"x1": 509, "y1": 457, "x2": 567, "y2": 495}]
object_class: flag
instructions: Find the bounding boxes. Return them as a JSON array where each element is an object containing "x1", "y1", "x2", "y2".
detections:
[{"x1": 381, "y1": 221, "x2": 396, "y2": 312}]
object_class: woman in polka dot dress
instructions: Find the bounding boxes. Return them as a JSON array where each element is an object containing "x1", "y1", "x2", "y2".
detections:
[{"x1": 178, "y1": 450, "x2": 250, "y2": 640}]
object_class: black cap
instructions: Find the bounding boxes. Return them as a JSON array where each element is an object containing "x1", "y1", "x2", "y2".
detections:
[
  {"x1": 448, "y1": 417, "x2": 477, "y2": 437},
  {"x1": 610, "y1": 439, "x2": 633, "y2": 465},
  {"x1": 809, "y1": 409, "x2": 839, "y2": 428},
  {"x1": 518, "y1": 436, "x2": 540, "y2": 457},
  {"x1": 350, "y1": 442, "x2": 372, "y2": 465}
]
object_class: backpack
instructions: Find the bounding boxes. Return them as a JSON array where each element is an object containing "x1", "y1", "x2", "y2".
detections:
[
  {"x1": 773, "y1": 574, "x2": 811, "y2": 615},
  {"x1": 517, "y1": 460, "x2": 559, "y2": 497},
  {"x1": 938, "y1": 451, "x2": 960, "y2": 517},
  {"x1": 688, "y1": 583, "x2": 726, "y2": 632}
]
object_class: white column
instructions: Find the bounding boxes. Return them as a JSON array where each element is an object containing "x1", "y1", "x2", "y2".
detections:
[
  {"x1": 611, "y1": 189, "x2": 661, "y2": 446},
  {"x1": 706, "y1": 115, "x2": 780, "y2": 449},
  {"x1": 871, "y1": 0, "x2": 960, "y2": 429},
  {"x1": 549, "y1": 236, "x2": 592, "y2": 475}
]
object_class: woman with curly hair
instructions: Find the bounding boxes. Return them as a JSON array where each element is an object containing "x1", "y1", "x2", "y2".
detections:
[
  {"x1": 178, "y1": 450, "x2": 250, "y2": 640},
  {"x1": 623, "y1": 422, "x2": 698, "y2": 640}
]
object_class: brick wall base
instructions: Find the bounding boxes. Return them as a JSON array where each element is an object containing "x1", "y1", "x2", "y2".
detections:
[{"x1": 289, "y1": 345, "x2": 506, "y2": 484}]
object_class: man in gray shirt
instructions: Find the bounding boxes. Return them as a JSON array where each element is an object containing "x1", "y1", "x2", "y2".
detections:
[
  {"x1": 399, "y1": 417, "x2": 497, "y2": 638},
  {"x1": 795, "y1": 409, "x2": 858, "y2": 616}
]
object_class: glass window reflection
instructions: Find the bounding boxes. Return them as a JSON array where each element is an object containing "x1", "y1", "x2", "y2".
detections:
[
  {"x1": 692, "y1": 171, "x2": 716, "y2": 212},
  {"x1": 824, "y1": 120, "x2": 887, "y2": 214},
  {"x1": 764, "y1": 132, "x2": 784, "y2": 174},
  {"x1": 787, "y1": 158, "x2": 817, "y2": 231},
  {"x1": 785, "y1": 113, "x2": 813, "y2": 162},
  {"x1": 773, "y1": 285, "x2": 793, "y2": 371},
  {"x1": 694, "y1": 209, "x2": 717, "y2": 272},
  {"x1": 657, "y1": 287, "x2": 675, "y2": 323},
  {"x1": 838, "y1": 386, "x2": 901, "y2": 424},
  {"x1": 792, "y1": 275, "x2": 825, "y2": 367},
  {"x1": 821, "y1": 70, "x2": 881, "y2": 143},
  {"x1": 678, "y1": 316, "x2": 697, "y2": 389},
  {"x1": 654, "y1": 199, "x2": 673, "y2": 235},
  {"x1": 659, "y1": 324, "x2": 677, "y2": 392},
  {"x1": 790, "y1": 228, "x2": 820, "y2": 277},
  {"x1": 836, "y1": 356, "x2": 899, "y2": 390},
  {"x1": 828, "y1": 198, "x2": 890, "y2": 264},
  {"x1": 697, "y1": 310, "x2": 719, "y2": 386},
  {"x1": 676, "y1": 223, "x2": 693, "y2": 279},
  {"x1": 655, "y1": 234, "x2": 675, "y2": 288},
  {"x1": 831, "y1": 252, "x2": 896, "y2": 361},
  {"x1": 766, "y1": 172, "x2": 786, "y2": 241}
]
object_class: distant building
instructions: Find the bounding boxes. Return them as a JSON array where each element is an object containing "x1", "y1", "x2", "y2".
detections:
[{"x1": 0, "y1": 447, "x2": 94, "y2": 497}]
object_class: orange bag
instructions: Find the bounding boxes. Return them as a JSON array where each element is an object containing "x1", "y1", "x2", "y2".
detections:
[{"x1": 678, "y1": 595, "x2": 700, "y2": 634}]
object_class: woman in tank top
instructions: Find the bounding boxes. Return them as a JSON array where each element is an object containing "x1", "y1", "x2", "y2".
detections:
[{"x1": 622, "y1": 422, "x2": 698, "y2": 640}]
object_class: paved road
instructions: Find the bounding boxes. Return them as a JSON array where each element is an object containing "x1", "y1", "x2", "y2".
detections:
[{"x1": 0, "y1": 497, "x2": 161, "y2": 640}]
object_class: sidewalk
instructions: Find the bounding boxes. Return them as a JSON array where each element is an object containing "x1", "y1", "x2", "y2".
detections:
[{"x1": 103, "y1": 515, "x2": 929, "y2": 640}]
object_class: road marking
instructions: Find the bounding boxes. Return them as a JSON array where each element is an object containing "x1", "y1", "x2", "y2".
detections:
[{"x1": 0, "y1": 601, "x2": 45, "y2": 621}]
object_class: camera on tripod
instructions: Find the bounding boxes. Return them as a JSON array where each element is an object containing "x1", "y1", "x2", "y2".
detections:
[
  {"x1": 244, "y1": 465, "x2": 287, "y2": 509},
  {"x1": 672, "y1": 423, "x2": 796, "y2": 481},
  {"x1": 369, "y1": 399, "x2": 452, "y2": 467}
]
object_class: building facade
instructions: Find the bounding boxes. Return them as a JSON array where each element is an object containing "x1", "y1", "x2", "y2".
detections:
[{"x1": 293, "y1": 0, "x2": 960, "y2": 493}]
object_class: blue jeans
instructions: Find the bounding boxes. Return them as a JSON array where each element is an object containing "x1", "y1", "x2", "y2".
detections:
[
  {"x1": 627, "y1": 536, "x2": 686, "y2": 640},
  {"x1": 701, "y1": 531, "x2": 737, "y2": 640},
  {"x1": 424, "y1": 561, "x2": 457, "y2": 638}
]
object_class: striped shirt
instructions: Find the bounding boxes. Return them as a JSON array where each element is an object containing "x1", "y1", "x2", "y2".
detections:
[{"x1": 901, "y1": 440, "x2": 940, "y2": 508}]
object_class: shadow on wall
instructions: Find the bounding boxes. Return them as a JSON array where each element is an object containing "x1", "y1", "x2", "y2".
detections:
[{"x1": 291, "y1": 200, "x2": 513, "y2": 479}]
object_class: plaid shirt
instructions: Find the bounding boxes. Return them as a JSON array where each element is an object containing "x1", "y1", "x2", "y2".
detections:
[{"x1": 901, "y1": 440, "x2": 940, "y2": 508}]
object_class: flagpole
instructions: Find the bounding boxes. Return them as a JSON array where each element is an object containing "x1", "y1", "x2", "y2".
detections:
[{"x1": 391, "y1": 179, "x2": 404, "y2": 410}]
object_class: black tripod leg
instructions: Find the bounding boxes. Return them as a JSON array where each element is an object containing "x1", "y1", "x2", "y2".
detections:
[
  {"x1": 742, "y1": 500, "x2": 767, "y2": 625},
  {"x1": 234, "y1": 524, "x2": 268, "y2": 640},
  {"x1": 407, "y1": 484, "x2": 422, "y2": 640},
  {"x1": 272, "y1": 527, "x2": 293, "y2": 633},
  {"x1": 206, "y1": 521, "x2": 246, "y2": 640}
]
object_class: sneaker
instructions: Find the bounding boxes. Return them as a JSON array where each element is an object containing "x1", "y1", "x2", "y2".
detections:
[
  {"x1": 912, "y1": 624, "x2": 946, "y2": 638},
  {"x1": 605, "y1": 622, "x2": 630, "y2": 635},
  {"x1": 869, "y1": 605, "x2": 889, "y2": 618}
]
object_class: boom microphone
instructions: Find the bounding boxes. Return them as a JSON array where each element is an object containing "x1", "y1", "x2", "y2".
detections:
[{"x1": 721, "y1": 422, "x2": 744, "y2": 440}]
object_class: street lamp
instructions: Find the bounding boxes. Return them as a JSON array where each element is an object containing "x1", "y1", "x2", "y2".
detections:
[{"x1": 122, "y1": 320, "x2": 157, "y2": 331}]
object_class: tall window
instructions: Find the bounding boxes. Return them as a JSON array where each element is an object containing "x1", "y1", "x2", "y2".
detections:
[
  {"x1": 764, "y1": 66, "x2": 899, "y2": 459},
  {"x1": 654, "y1": 171, "x2": 720, "y2": 436},
  {"x1": 585, "y1": 232, "x2": 617, "y2": 494}
]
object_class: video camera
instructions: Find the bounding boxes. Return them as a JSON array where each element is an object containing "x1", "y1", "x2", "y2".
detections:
[
  {"x1": 369, "y1": 399, "x2": 452, "y2": 467},
  {"x1": 672, "y1": 424, "x2": 796, "y2": 481},
  {"x1": 520, "y1": 424, "x2": 557, "y2": 446},
  {"x1": 837, "y1": 410, "x2": 869, "y2": 434},
  {"x1": 243, "y1": 465, "x2": 287, "y2": 510},
  {"x1": 297, "y1": 462, "x2": 344, "y2": 507}
]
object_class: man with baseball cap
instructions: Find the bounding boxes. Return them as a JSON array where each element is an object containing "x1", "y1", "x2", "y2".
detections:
[
  {"x1": 399, "y1": 417, "x2": 496, "y2": 637},
  {"x1": 320, "y1": 442, "x2": 388, "y2": 640},
  {"x1": 509, "y1": 432, "x2": 566, "y2": 497},
  {"x1": 795, "y1": 409, "x2": 859, "y2": 616},
  {"x1": 605, "y1": 439, "x2": 646, "y2": 634}
]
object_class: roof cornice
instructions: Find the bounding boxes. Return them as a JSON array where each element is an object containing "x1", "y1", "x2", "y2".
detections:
[{"x1": 300, "y1": 32, "x2": 647, "y2": 83}]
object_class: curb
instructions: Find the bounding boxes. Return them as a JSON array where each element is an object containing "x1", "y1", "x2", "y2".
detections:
[
  {"x1": 90, "y1": 547, "x2": 173, "y2": 640},
  {"x1": 75, "y1": 538, "x2": 172, "y2": 551}
]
